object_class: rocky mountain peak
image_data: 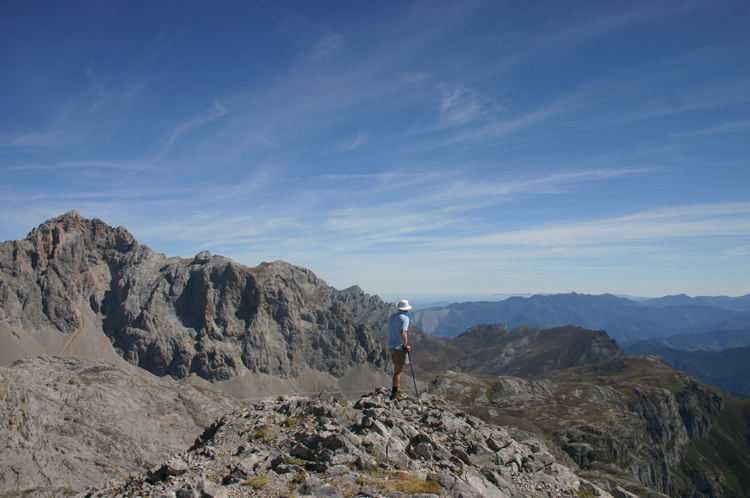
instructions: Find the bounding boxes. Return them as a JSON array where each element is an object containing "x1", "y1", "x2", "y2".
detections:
[
  {"x1": 1, "y1": 213, "x2": 388, "y2": 388},
  {"x1": 23, "y1": 210, "x2": 139, "y2": 264}
]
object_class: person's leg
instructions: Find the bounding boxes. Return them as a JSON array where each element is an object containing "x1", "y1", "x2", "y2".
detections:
[
  {"x1": 392, "y1": 364, "x2": 403, "y2": 388},
  {"x1": 389, "y1": 349, "x2": 407, "y2": 399}
]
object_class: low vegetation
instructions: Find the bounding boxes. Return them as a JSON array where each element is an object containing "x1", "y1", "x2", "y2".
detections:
[{"x1": 241, "y1": 475, "x2": 269, "y2": 489}]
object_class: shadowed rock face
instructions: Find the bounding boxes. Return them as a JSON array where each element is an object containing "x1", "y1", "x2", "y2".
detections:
[
  {"x1": 0, "y1": 356, "x2": 243, "y2": 498},
  {"x1": 329, "y1": 285, "x2": 396, "y2": 342},
  {"x1": 0, "y1": 211, "x2": 387, "y2": 381},
  {"x1": 451, "y1": 323, "x2": 625, "y2": 378},
  {"x1": 78, "y1": 389, "x2": 612, "y2": 498},
  {"x1": 430, "y1": 356, "x2": 748, "y2": 498}
]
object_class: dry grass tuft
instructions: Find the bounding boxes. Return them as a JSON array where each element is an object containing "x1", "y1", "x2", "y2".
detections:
[
  {"x1": 283, "y1": 416, "x2": 302, "y2": 427},
  {"x1": 241, "y1": 475, "x2": 269, "y2": 489},
  {"x1": 363, "y1": 471, "x2": 439, "y2": 495}
]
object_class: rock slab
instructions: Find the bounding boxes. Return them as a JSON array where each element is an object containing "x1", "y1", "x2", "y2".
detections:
[{"x1": 0, "y1": 356, "x2": 243, "y2": 498}]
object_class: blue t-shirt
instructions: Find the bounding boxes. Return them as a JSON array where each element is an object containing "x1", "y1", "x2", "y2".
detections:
[{"x1": 387, "y1": 311, "x2": 409, "y2": 350}]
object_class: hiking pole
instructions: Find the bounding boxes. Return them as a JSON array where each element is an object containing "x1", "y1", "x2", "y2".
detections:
[{"x1": 407, "y1": 351, "x2": 420, "y2": 399}]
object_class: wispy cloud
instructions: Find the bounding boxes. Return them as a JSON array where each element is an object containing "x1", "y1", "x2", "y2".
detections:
[
  {"x1": 439, "y1": 86, "x2": 497, "y2": 127},
  {"x1": 151, "y1": 100, "x2": 228, "y2": 161},
  {"x1": 397, "y1": 72, "x2": 428, "y2": 84},
  {"x1": 723, "y1": 246, "x2": 750, "y2": 259},
  {"x1": 455, "y1": 202, "x2": 750, "y2": 248},
  {"x1": 58, "y1": 160, "x2": 153, "y2": 171},
  {"x1": 307, "y1": 33, "x2": 344, "y2": 63},
  {"x1": 677, "y1": 120, "x2": 750, "y2": 137},
  {"x1": 0, "y1": 131, "x2": 67, "y2": 148},
  {"x1": 330, "y1": 130, "x2": 370, "y2": 153},
  {"x1": 7, "y1": 163, "x2": 54, "y2": 171}
]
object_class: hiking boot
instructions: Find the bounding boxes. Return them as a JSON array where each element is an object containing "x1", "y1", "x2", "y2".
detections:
[{"x1": 389, "y1": 388, "x2": 406, "y2": 401}]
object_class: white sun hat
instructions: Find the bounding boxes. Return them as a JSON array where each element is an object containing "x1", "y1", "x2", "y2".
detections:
[{"x1": 396, "y1": 299, "x2": 412, "y2": 311}]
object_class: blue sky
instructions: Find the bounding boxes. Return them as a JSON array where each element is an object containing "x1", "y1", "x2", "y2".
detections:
[{"x1": 1, "y1": 1, "x2": 748, "y2": 301}]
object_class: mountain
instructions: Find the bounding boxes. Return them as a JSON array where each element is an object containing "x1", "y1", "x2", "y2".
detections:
[
  {"x1": 642, "y1": 294, "x2": 750, "y2": 312},
  {"x1": 435, "y1": 323, "x2": 623, "y2": 378},
  {"x1": 408, "y1": 293, "x2": 750, "y2": 342},
  {"x1": 329, "y1": 285, "x2": 396, "y2": 343},
  {"x1": 331, "y1": 286, "x2": 624, "y2": 380},
  {"x1": 78, "y1": 389, "x2": 614, "y2": 498},
  {"x1": 624, "y1": 340, "x2": 688, "y2": 362},
  {"x1": 0, "y1": 211, "x2": 389, "y2": 398},
  {"x1": 667, "y1": 347, "x2": 750, "y2": 396},
  {"x1": 625, "y1": 341, "x2": 750, "y2": 396},
  {"x1": 0, "y1": 355, "x2": 242, "y2": 498},
  {"x1": 625, "y1": 329, "x2": 750, "y2": 352},
  {"x1": 431, "y1": 356, "x2": 750, "y2": 498}
]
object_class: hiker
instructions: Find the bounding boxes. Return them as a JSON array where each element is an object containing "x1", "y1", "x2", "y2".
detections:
[{"x1": 388, "y1": 299, "x2": 412, "y2": 400}]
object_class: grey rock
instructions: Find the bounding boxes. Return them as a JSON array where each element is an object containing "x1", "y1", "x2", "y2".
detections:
[
  {"x1": 427, "y1": 471, "x2": 455, "y2": 489},
  {"x1": 413, "y1": 442, "x2": 433, "y2": 460},
  {"x1": 611, "y1": 486, "x2": 639, "y2": 498},
  {"x1": 0, "y1": 355, "x2": 241, "y2": 497},
  {"x1": 75, "y1": 389, "x2": 597, "y2": 498},
  {"x1": 0, "y1": 211, "x2": 388, "y2": 384},
  {"x1": 291, "y1": 442, "x2": 316, "y2": 461}
]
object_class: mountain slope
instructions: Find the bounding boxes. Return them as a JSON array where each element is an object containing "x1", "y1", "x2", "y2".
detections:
[
  {"x1": 331, "y1": 286, "x2": 624, "y2": 380},
  {"x1": 0, "y1": 211, "x2": 389, "y2": 397},
  {"x1": 642, "y1": 294, "x2": 750, "y2": 312},
  {"x1": 78, "y1": 389, "x2": 612, "y2": 498},
  {"x1": 668, "y1": 347, "x2": 750, "y2": 396},
  {"x1": 626, "y1": 341, "x2": 750, "y2": 396},
  {"x1": 431, "y1": 356, "x2": 750, "y2": 498},
  {"x1": 0, "y1": 356, "x2": 242, "y2": 498},
  {"x1": 626, "y1": 329, "x2": 750, "y2": 352}
]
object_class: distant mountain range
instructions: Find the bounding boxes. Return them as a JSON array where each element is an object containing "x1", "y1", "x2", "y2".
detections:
[
  {"x1": 329, "y1": 286, "x2": 624, "y2": 380},
  {"x1": 625, "y1": 329, "x2": 750, "y2": 396},
  {"x1": 410, "y1": 293, "x2": 750, "y2": 343},
  {"x1": 642, "y1": 293, "x2": 750, "y2": 311},
  {"x1": 626, "y1": 328, "x2": 750, "y2": 352}
]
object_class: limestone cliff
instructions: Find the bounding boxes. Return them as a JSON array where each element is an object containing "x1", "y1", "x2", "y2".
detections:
[
  {"x1": 430, "y1": 356, "x2": 750, "y2": 498},
  {"x1": 0, "y1": 211, "x2": 387, "y2": 386}
]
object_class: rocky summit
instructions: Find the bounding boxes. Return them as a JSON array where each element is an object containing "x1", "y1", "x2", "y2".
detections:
[
  {"x1": 78, "y1": 389, "x2": 612, "y2": 498},
  {"x1": 0, "y1": 211, "x2": 388, "y2": 397}
]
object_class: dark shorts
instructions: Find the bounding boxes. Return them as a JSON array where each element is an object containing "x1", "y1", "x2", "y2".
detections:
[{"x1": 389, "y1": 348, "x2": 408, "y2": 366}]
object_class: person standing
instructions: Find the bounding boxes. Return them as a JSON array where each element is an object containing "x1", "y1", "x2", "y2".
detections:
[{"x1": 387, "y1": 299, "x2": 412, "y2": 400}]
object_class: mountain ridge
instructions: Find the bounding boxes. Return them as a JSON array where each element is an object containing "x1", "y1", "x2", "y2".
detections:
[
  {"x1": 0, "y1": 211, "x2": 389, "y2": 399},
  {"x1": 431, "y1": 355, "x2": 750, "y2": 497},
  {"x1": 409, "y1": 293, "x2": 750, "y2": 342},
  {"x1": 625, "y1": 329, "x2": 750, "y2": 352},
  {"x1": 330, "y1": 285, "x2": 625, "y2": 380}
]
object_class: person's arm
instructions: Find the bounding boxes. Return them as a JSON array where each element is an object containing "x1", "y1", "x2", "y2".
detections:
[{"x1": 400, "y1": 329, "x2": 410, "y2": 351}]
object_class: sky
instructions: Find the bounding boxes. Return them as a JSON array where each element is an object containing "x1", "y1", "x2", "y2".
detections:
[{"x1": 1, "y1": 1, "x2": 748, "y2": 302}]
